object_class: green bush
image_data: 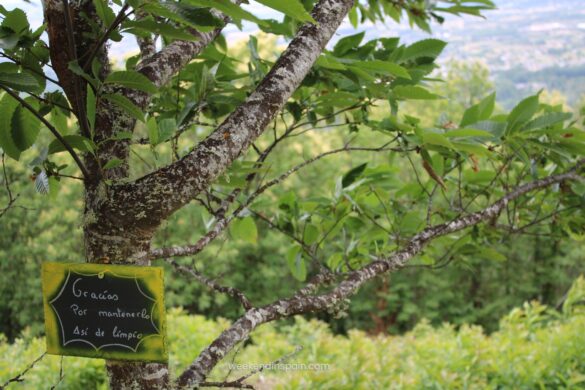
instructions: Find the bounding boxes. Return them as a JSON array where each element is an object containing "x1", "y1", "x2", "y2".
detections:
[{"x1": 2, "y1": 277, "x2": 585, "y2": 389}]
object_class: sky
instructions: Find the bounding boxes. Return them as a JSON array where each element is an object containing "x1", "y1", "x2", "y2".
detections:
[{"x1": 3, "y1": 0, "x2": 488, "y2": 60}]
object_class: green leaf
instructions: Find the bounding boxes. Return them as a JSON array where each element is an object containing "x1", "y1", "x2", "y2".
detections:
[
  {"x1": 522, "y1": 112, "x2": 572, "y2": 132},
  {"x1": 68, "y1": 61, "x2": 99, "y2": 90},
  {"x1": 422, "y1": 132, "x2": 454, "y2": 149},
  {"x1": 147, "y1": 117, "x2": 159, "y2": 145},
  {"x1": 230, "y1": 216, "x2": 258, "y2": 244},
  {"x1": 93, "y1": 0, "x2": 116, "y2": 26},
  {"x1": 507, "y1": 94, "x2": 540, "y2": 133},
  {"x1": 460, "y1": 92, "x2": 496, "y2": 127},
  {"x1": 155, "y1": 2, "x2": 223, "y2": 30},
  {"x1": 123, "y1": 19, "x2": 200, "y2": 41},
  {"x1": 102, "y1": 93, "x2": 145, "y2": 122},
  {"x1": 86, "y1": 88, "x2": 96, "y2": 133},
  {"x1": 11, "y1": 105, "x2": 41, "y2": 152},
  {"x1": 255, "y1": 0, "x2": 315, "y2": 23},
  {"x1": 451, "y1": 142, "x2": 489, "y2": 156},
  {"x1": 348, "y1": 6, "x2": 358, "y2": 28},
  {"x1": 393, "y1": 85, "x2": 441, "y2": 100},
  {"x1": 0, "y1": 94, "x2": 21, "y2": 160},
  {"x1": 1, "y1": 7, "x2": 29, "y2": 33},
  {"x1": 399, "y1": 210, "x2": 424, "y2": 235},
  {"x1": 351, "y1": 60, "x2": 410, "y2": 79},
  {"x1": 479, "y1": 247, "x2": 507, "y2": 262},
  {"x1": 316, "y1": 91, "x2": 358, "y2": 107},
  {"x1": 444, "y1": 129, "x2": 493, "y2": 138},
  {"x1": 316, "y1": 55, "x2": 347, "y2": 71},
  {"x1": 104, "y1": 71, "x2": 157, "y2": 94},
  {"x1": 158, "y1": 118, "x2": 176, "y2": 142},
  {"x1": 48, "y1": 135, "x2": 95, "y2": 154},
  {"x1": 0, "y1": 72, "x2": 39, "y2": 92},
  {"x1": 342, "y1": 163, "x2": 368, "y2": 188},
  {"x1": 103, "y1": 158, "x2": 123, "y2": 170},
  {"x1": 303, "y1": 224, "x2": 320, "y2": 245},
  {"x1": 286, "y1": 246, "x2": 307, "y2": 281},
  {"x1": 186, "y1": 0, "x2": 265, "y2": 26},
  {"x1": 401, "y1": 39, "x2": 447, "y2": 62},
  {"x1": 333, "y1": 31, "x2": 365, "y2": 56}
]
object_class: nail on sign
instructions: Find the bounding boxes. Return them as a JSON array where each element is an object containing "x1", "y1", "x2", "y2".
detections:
[{"x1": 42, "y1": 262, "x2": 167, "y2": 362}]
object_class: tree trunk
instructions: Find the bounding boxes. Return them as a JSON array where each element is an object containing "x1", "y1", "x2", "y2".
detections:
[{"x1": 83, "y1": 194, "x2": 170, "y2": 389}]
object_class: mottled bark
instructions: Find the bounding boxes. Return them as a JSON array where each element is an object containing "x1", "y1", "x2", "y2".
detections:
[{"x1": 176, "y1": 166, "x2": 582, "y2": 388}]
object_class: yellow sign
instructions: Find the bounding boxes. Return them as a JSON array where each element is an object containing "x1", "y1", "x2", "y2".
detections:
[{"x1": 42, "y1": 262, "x2": 167, "y2": 362}]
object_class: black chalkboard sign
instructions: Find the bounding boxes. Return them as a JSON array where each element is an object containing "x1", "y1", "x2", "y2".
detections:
[{"x1": 42, "y1": 262, "x2": 167, "y2": 362}]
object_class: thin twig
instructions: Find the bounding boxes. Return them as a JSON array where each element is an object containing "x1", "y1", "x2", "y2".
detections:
[
  {"x1": 165, "y1": 258, "x2": 253, "y2": 310},
  {"x1": 0, "y1": 352, "x2": 46, "y2": 389},
  {"x1": 0, "y1": 153, "x2": 20, "y2": 219},
  {"x1": 49, "y1": 356, "x2": 65, "y2": 390}
]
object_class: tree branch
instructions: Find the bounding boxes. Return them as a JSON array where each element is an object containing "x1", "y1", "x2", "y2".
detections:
[
  {"x1": 147, "y1": 145, "x2": 398, "y2": 261},
  {"x1": 176, "y1": 162, "x2": 583, "y2": 387},
  {"x1": 165, "y1": 258, "x2": 253, "y2": 310},
  {"x1": 112, "y1": 0, "x2": 357, "y2": 228}
]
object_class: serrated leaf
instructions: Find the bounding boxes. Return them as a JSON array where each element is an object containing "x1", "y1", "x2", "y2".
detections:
[
  {"x1": 507, "y1": 94, "x2": 540, "y2": 133},
  {"x1": 230, "y1": 216, "x2": 257, "y2": 244},
  {"x1": 103, "y1": 158, "x2": 123, "y2": 170},
  {"x1": 1, "y1": 7, "x2": 29, "y2": 33},
  {"x1": 68, "y1": 61, "x2": 99, "y2": 89},
  {"x1": 158, "y1": 118, "x2": 176, "y2": 142},
  {"x1": 102, "y1": 93, "x2": 145, "y2": 122},
  {"x1": 86, "y1": 87, "x2": 96, "y2": 133},
  {"x1": 0, "y1": 94, "x2": 20, "y2": 160},
  {"x1": 393, "y1": 85, "x2": 441, "y2": 100},
  {"x1": 11, "y1": 105, "x2": 41, "y2": 152},
  {"x1": 401, "y1": 39, "x2": 447, "y2": 62},
  {"x1": 445, "y1": 129, "x2": 493, "y2": 138},
  {"x1": 0, "y1": 72, "x2": 39, "y2": 92},
  {"x1": 48, "y1": 135, "x2": 95, "y2": 154},
  {"x1": 303, "y1": 224, "x2": 320, "y2": 245},
  {"x1": 154, "y1": 2, "x2": 224, "y2": 30},
  {"x1": 342, "y1": 163, "x2": 367, "y2": 188},
  {"x1": 187, "y1": 0, "x2": 265, "y2": 26},
  {"x1": 460, "y1": 92, "x2": 496, "y2": 127},
  {"x1": 333, "y1": 31, "x2": 365, "y2": 56},
  {"x1": 93, "y1": 0, "x2": 116, "y2": 26},
  {"x1": 523, "y1": 112, "x2": 572, "y2": 132},
  {"x1": 352, "y1": 60, "x2": 410, "y2": 79},
  {"x1": 104, "y1": 71, "x2": 157, "y2": 94},
  {"x1": 255, "y1": 0, "x2": 315, "y2": 23},
  {"x1": 422, "y1": 132, "x2": 454, "y2": 149},
  {"x1": 286, "y1": 246, "x2": 306, "y2": 281},
  {"x1": 123, "y1": 19, "x2": 200, "y2": 41},
  {"x1": 451, "y1": 142, "x2": 489, "y2": 156},
  {"x1": 316, "y1": 55, "x2": 347, "y2": 71},
  {"x1": 147, "y1": 116, "x2": 159, "y2": 145}
]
